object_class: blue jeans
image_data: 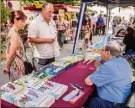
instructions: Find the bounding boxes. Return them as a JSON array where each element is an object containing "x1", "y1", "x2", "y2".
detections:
[{"x1": 84, "y1": 97, "x2": 117, "y2": 108}]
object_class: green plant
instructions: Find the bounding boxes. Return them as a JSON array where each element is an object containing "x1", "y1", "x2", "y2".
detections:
[
  {"x1": 1, "y1": 2, "x2": 10, "y2": 24},
  {"x1": 0, "y1": 2, "x2": 10, "y2": 60},
  {"x1": 21, "y1": 0, "x2": 80, "y2": 6},
  {"x1": 1, "y1": 33, "x2": 6, "y2": 60}
]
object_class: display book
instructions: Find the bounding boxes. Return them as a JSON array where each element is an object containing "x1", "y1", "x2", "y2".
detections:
[
  {"x1": 0, "y1": 74, "x2": 41, "y2": 96},
  {"x1": 1, "y1": 80, "x2": 68, "y2": 107},
  {"x1": 32, "y1": 80, "x2": 68, "y2": 100},
  {"x1": 1, "y1": 55, "x2": 82, "y2": 107},
  {"x1": 84, "y1": 35, "x2": 111, "y2": 60},
  {"x1": 35, "y1": 55, "x2": 84, "y2": 80},
  {"x1": 1, "y1": 86, "x2": 55, "y2": 107},
  {"x1": 52, "y1": 55, "x2": 83, "y2": 73},
  {"x1": 14, "y1": 74, "x2": 41, "y2": 87},
  {"x1": 1, "y1": 82, "x2": 24, "y2": 96},
  {"x1": 63, "y1": 83, "x2": 85, "y2": 104}
]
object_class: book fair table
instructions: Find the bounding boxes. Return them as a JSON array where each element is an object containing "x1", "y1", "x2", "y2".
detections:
[{"x1": 1, "y1": 61, "x2": 96, "y2": 108}]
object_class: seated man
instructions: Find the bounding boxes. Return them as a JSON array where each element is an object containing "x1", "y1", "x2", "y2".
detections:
[{"x1": 85, "y1": 41, "x2": 133, "y2": 108}]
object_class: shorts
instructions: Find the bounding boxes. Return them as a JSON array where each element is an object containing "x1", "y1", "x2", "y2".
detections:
[{"x1": 84, "y1": 39, "x2": 89, "y2": 44}]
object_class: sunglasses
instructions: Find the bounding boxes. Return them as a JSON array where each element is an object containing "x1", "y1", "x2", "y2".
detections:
[{"x1": 16, "y1": 17, "x2": 26, "y2": 21}]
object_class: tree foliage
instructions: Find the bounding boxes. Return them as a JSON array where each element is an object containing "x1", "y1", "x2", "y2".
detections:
[
  {"x1": 1, "y1": 2, "x2": 10, "y2": 23},
  {"x1": 46, "y1": 0, "x2": 80, "y2": 5},
  {"x1": 22, "y1": 0, "x2": 80, "y2": 6}
]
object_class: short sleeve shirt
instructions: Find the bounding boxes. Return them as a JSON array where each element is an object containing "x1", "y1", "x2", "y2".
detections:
[
  {"x1": 90, "y1": 57, "x2": 132, "y2": 103},
  {"x1": 90, "y1": 16, "x2": 97, "y2": 23},
  {"x1": 28, "y1": 14, "x2": 58, "y2": 58}
]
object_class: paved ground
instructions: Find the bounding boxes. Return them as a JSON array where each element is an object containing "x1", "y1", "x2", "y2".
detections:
[{"x1": 0, "y1": 34, "x2": 135, "y2": 107}]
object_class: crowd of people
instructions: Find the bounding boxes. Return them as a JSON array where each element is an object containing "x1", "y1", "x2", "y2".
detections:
[
  {"x1": 112, "y1": 16, "x2": 135, "y2": 36},
  {"x1": 53, "y1": 13, "x2": 78, "y2": 49},
  {"x1": 80, "y1": 13, "x2": 107, "y2": 48},
  {"x1": 2, "y1": 1, "x2": 135, "y2": 108}
]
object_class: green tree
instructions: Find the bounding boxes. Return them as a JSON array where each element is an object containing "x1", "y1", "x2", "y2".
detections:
[
  {"x1": 46, "y1": 0, "x2": 80, "y2": 5},
  {"x1": 1, "y1": 2, "x2": 10, "y2": 23},
  {"x1": 22, "y1": 0, "x2": 80, "y2": 6},
  {"x1": 0, "y1": 2, "x2": 10, "y2": 60}
]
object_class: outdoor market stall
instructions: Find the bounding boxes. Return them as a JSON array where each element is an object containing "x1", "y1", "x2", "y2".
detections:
[
  {"x1": 1, "y1": 54, "x2": 96, "y2": 108},
  {"x1": 1, "y1": 0, "x2": 135, "y2": 107},
  {"x1": 1, "y1": 33, "x2": 135, "y2": 107},
  {"x1": 1, "y1": 33, "x2": 111, "y2": 107}
]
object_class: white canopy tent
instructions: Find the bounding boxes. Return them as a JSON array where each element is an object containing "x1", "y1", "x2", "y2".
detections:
[{"x1": 72, "y1": 0, "x2": 135, "y2": 54}]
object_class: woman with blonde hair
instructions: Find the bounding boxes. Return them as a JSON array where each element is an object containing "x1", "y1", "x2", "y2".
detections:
[
  {"x1": 3, "y1": 10, "x2": 27, "y2": 81},
  {"x1": 71, "y1": 14, "x2": 78, "y2": 39},
  {"x1": 83, "y1": 15, "x2": 93, "y2": 47}
]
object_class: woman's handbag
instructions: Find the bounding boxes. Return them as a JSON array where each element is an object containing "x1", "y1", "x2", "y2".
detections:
[
  {"x1": 16, "y1": 53, "x2": 33, "y2": 75},
  {"x1": 16, "y1": 39, "x2": 33, "y2": 75},
  {"x1": 23, "y1": 60, "x2": 33, "y2": 75}
]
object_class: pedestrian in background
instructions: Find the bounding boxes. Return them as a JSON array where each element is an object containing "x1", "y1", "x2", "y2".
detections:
[
  {"x1": 64, "y1": 15, "x2": 70, "y2": 43},
  {"x1": 83, "y1": 15, "x2": 93, "y2": 47},
  {"x1": 102, "y1": 14, "x2": 107, "y2": 35},
  {"x1": 71, "y1": 14, "x2": 78, "y2": 39},
  {"x1": 90, "y1": 13, "x2": 97, "y2": 35},
  {"x1": 56, "y1": 15, "x2": 67, "y2": 48},
  {"x1": 96, "y1": 14, "x2": 104, "y2": 35},
  {"x1": 112, "y1": 16, "x2": 119, "y2": 36}
]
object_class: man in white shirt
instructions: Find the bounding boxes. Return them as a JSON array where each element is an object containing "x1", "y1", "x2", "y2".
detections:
[
  {"x1": 102, "y1": 14, "x2": 107, "y2": 35},
  {"x1": 90, "y1": 13, "x2": 97, "y2": 35},
  {"x1": 28, "y1": 2, "x2": 60, "y2": 69},
  {"x1": 112, "y1": 16, "x2": 119, "y2": 35}
]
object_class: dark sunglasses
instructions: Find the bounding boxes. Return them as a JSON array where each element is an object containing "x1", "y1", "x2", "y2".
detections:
[
  {"x1": 16, "y1": 17, "x2": 26, "y2": 21},
  {"x1": 16, "y1": 17, "x2": 22, "y2": 20}
]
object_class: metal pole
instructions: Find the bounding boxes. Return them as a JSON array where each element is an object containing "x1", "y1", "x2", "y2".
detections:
[
  {"x1": 134, "y1": 0, "x2": 135, "y2": 18},
  {"x1": 20, "y1": 0, "x2": 22, "y2": 10},
  {"x1": 72, "y1": 2, "x2": 86, "y2": 54},
  {"x1": 106, "y1": 5, "x2": 109, "y2": 35}
]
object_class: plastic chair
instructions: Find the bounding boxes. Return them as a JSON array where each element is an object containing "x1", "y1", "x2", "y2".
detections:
[
  {"x1": 116, "y1": 81, "x2": 135, "y2": 108},
  {"x1": 119, "y1": 81, "x2": 135, "y2": 108},
  {"x1": 124, "y1": 81, "x2": 135, "y2": 107}
]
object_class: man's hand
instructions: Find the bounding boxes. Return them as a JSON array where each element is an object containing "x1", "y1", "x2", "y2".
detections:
[
  {"x1": 85, "y1": 76, "x2": 93, "y2": 86},
  {"x1": 94, "y1": 60, "x2": 101, "y2": 68},
  {"x1": 46, "y1": 38, "x2": 55, "y2": 44},
  {"x1": 83, "y1": 57, "x2": 96, "y2": 64}
]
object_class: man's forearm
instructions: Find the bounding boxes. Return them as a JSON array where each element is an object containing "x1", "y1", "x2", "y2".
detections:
[{"x1": 28, "y1": 37, "x2": 53, "y2": 44}]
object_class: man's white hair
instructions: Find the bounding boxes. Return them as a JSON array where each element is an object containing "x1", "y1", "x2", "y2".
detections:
[
  {"x1": 105, "y1": 41, "x2": 125, "y2": 57},
  {"x1": 42, "y1": 2, "x2": 53, "y2": 10}
]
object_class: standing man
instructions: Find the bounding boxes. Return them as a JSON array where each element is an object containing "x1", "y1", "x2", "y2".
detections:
[
  {"x1": 56, "y1": 15, "x2": 67, "y2": 49},
  {"x1": 28, "y1": 2, "x2": 60, "y2": 69},
  {"x1": 90, "y1": 13, "x2": 97, "y2": 35},
  {"x1": 102, "y1": 14, "x2": 107, "y2": 35},
  {"x1": 112, "y1": 16, "x2": 119, "y2": 36},
  {"x1": 96, "y1": 14, "x2": 104, "y2": 35}
]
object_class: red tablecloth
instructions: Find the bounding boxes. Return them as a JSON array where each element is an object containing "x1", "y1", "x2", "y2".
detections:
[{"x1": 1, "y1": 62, "x2": 96, "y2": 108}]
